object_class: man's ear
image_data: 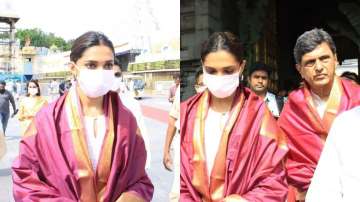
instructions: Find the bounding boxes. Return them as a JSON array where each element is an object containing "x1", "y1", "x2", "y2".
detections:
[{"x1": 296, "y1": 63, "x2": 302, "y2": 74}]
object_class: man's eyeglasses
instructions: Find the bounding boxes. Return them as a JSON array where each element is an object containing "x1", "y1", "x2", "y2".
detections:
[{"x1": 114, "y1": 72, "x2": 122, "y2": 78}]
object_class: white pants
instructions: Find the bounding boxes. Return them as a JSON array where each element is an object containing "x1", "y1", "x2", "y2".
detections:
[{"x1": 169, "y1": 132, "x2": 180, "y2": 202}]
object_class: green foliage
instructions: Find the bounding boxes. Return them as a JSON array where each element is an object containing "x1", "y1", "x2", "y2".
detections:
[
  {"x1": 128, "y1": 60, "x2": 180, "y2": 72},
  {"x1": 15, "y1": 28, "x2": 72, "y2": 51}
]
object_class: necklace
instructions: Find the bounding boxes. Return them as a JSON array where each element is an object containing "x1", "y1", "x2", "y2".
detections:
[{"x1": 219, "y1": 112, "x2": 229, "y2": 131}]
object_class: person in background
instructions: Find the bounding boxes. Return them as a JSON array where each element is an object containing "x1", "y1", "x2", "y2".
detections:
[
  {"x1": 50, "y1": 79, "x2": 59, "y2": 100},
  {"x1": 340, "y1": 71, "x2": 359, "y2": 85},
  {"x1": 278, "y1": 89, "x2": 288, "y2": 97},
  {"x1": 278, "y1": 89, "x2": 289, "y2": 104},
  {"x1": 163, "y1": 85, "x2": 180, "y2": 202},
  {"x1": 0, "y1": 80, "x2": 17, "y2": 135},
  {"x1": 168, "y1": 74, "x2": 180, "y2": 103},
  {"x1": 111, "y1": 62, "x2": 127, "y2": 94},
  {"x1": 12, "y1": 31, "x2": 153, "y2": 201},
  {"x1": 15, "y1": 80, "x2": 22, "y2": 101},
  {"x1": 5, "y1": 80, "x2": 14, "y2": 94},
  {"x1": 194, "y1": 68, "x2": 205, "y2": 93},
  {"x1": 17, "y1": 79, "x2": 48, "y2": 136},
  {"x1": 112, "y1": 59, "x2": 151, "y2": 169},
  {"x1": 59, "y1": 78, "x2": 72, "y2": 96},
  {"x1": 248, "y1": 62, "x2": 285, "y2": 118}
]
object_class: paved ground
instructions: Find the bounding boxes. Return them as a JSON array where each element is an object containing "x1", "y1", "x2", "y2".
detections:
[{"x1": 0, "y1": 95, "x2": 174, "y2": 202}]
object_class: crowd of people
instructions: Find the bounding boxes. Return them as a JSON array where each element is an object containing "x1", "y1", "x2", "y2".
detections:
[
  {"x1": 164, "y1": 28, "x2": 360, "y2": 202},
  {"x1": 0, "y1": 28, "x2": 360, "y2": 202}
]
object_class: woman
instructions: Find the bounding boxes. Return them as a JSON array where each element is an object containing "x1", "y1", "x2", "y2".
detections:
[
  {"x1": 12, "y1": 31, "x2": 153, "y2": 202},
  {"x1": 180, "y1": 32, "x2": 288, "y2": 201},
  {"x1": 17, "y1": 80, "x2": 48, "y2": 136}
]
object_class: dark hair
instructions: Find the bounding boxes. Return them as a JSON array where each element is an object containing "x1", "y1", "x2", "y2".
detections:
[
  {"x1": 70, "y1": 31, "x2": 115, "y2": 63},
  {"x1": 341, "y1": 71, "x2": 359, "y2": 84},
  {"x1": 195, "y1": 68, "x2": 203, "y2": 84},
  {"x1": 249, "y1": 62, "x2": 271, "y2": 77},
  {"x1": 294, "y1": 28, "x2": 336, "y2": 64},
  {"x1": 0, "y1": 81, "x2": 5, "y2": 86},
  {"x1": 26, "y1": 79, "x2": 41, "y2": 96},
  {"x1": 114, "y1": 58, "x2": 120, "y2": 66},
  {"x1": 201, "y1": 32, "x2": 244, "y2": 63}
]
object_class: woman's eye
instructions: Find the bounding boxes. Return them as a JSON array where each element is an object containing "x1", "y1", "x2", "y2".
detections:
[
  {"x1": 104, "y1": 63, "x2": 114, "y2": 70},
  {"x1": 206, "y1": 69, "x2": 216, "y2": 74},
  {"x1": 224, "y1": 70, "x2": 234, "y2": 75},
  {"x1": 85, "y1": 63, "x2": 97, "y2": 69}
]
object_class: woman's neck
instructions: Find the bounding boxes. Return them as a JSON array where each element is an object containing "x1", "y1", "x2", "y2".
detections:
[
  {"x1": 77, "y1": 86, "x2": 104, "y2": 117},
  {"x1": 210, "y1": 92, "x2": 235, "y2": 113}
]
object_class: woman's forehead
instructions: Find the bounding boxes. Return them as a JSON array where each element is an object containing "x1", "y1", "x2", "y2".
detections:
[
  {"x1": 79, "y1": 45, "x2": 114, "y2": 61},
  {"x1": 203, "y1": 50, "x2": 238, "y2": 67}
]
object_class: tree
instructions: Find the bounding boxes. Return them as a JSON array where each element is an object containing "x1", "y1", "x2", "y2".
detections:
[{"x1": 15, "y1": 28, "x2": 72, "y2": 51}]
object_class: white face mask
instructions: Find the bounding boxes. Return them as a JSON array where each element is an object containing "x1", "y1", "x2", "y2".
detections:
[
  {"x1": 28, "y1": 88, "x2": 38, "y2": 96},
  {"x1": 203, "y1": 70, "x2": 240, "y2": 98},
  {"x1": 77, "y1": 68, "x2": 115, "y2": 98}
]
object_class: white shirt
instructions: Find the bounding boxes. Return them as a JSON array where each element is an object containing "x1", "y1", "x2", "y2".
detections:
[
  {"x1": 306, "y1": 106, "x2": 360, "y2": 202},
  {"x1": 264, "y1": 92, "x2": 280, "y2": 117},
  {"x1": 169, "y1": 87, "x2": 180, "y2": 129},
  {"x1": 310, "y1": 91, "x2": 327, "y2": 119},
  {"x1": 204, "y1": 108, "x2": 229, "y2": 178},
  {"x1": 118, "y1": 91, "x2": 151, "y2": 169},
  {"x1": 84, "y1": 115, "x2": 106, "y2": 171}
]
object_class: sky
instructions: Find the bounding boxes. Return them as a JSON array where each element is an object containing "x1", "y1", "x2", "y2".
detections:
[{"x1": 0, "y1": 0, "x2": 179, "y2": 45}]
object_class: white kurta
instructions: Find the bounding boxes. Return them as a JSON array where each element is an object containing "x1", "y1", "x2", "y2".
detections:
[
  {"x1": 306, "y1": 106, "x2": 360, "y2": 202},
  {"x1": 84, "y1": 115, "x2": 106, "y2": 171},
  {"x1": 310, "y1": 91, "x2": 327, "y2": 119},
  {"x1": 264, "y1": 92, "x2": 281, "y2": 117},
  {"x1": 204, "y1": 108, "x2": 229, "y2": 178},
  {"x1": 118, "y1": 90, "x2": 151, "y2": 169}
]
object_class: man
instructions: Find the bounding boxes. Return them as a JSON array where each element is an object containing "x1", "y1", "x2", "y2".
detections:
[
  {"x1": 0, "y1": 81, "x2": 17, "y2": 135},
  {"x1": 194, "y1": 68, "x2": 206, "y2": 93},
  {"x1": 278, "y1": 28, "x2": 360, "y2": 201},
  {"x1": 168, "y1": 74, "x2": 180, "y2": 103},
  {"x1": 15, "y1": 80, "x2": 22, "y2": 101},
  {"x1": 112, "y1": 61, "x2": 151, "y2": 169},
  {"x1": 340, "y1": 71, "x2": 359, "y2": 85},
  {"x1": 306, "y1": 105, "x2": 360, "y2": 201},
  {"x1": 112, "y1": 62, "x2": 127, "y2": 94},
  {"x1": 50, "y1": 79, "x2": 59, "y2": 100},
  {"x1": 59, "y1": 79, "x2": 72, "y2": 96},
  {"x1": 248, "y1": 62, "x2": 284, "y2": 118},
  {"x1": 163, "y1": 86, "x2": 180, "y2": 202}
]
